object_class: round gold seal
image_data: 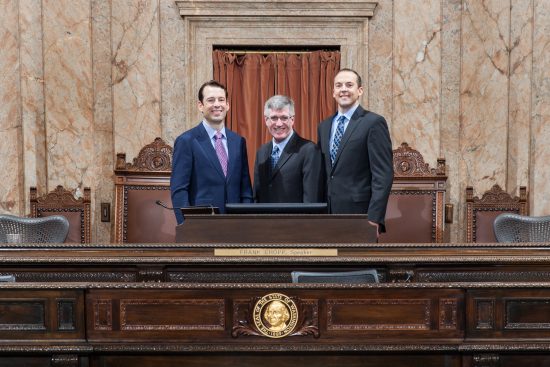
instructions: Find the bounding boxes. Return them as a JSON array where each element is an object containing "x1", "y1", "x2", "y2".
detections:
[{"x1": 253, "y1": 293, "x2": 298, "y2": 338}]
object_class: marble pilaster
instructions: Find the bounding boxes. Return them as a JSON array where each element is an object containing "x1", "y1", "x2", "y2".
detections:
[
  {"x1": 160, "y1": 0, "x2": 186, "y2": 144},
  {"x1": 43, "y1": 0, "x2": 94, "y2": 190},
  {"x1": 112, "y1": 0, "x2": 162, "y2": 160},
  {"x1": 392, "y1": 0, "x2": 441, "y2": 165},
  {"x1": 440, "y1": 0, "x2": 462, "y2": 242},
  {"x1": 20, "y1": 0, "x2": 47, "y2": 213},
  {"x1": 0, "y1": 0, "x2": 22, "y2": 214},
  {"x1": 92, "y1": 0, "x2": 114, "y2": 242},
  {"x1": 368, "y1": 0, "x2": 393, "y2": 130},
  {"x1": 531, "y1": 0, "x2": 550, "y2": 215},
  {"x1": 459, "y1": 0, "x2": 510, "y2": 194},
  {"x1": 507, "y1": 0, "x2": 533, "y2": 195}
]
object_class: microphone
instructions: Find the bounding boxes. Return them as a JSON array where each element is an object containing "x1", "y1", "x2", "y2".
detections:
[{"x1": 155, "y1": 200, "x2": 218, "y2": 215}]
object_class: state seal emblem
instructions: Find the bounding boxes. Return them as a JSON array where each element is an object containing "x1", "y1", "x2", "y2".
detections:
[{"x1": 253, "y1": 293, "x2": 298, "y2": 338}]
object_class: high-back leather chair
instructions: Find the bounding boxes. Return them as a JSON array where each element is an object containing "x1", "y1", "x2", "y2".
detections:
[
  {"x1": 113, "y1": 137, "x2": 176, "y2": 243},
  {"x1": 379, "y1": 142, "x2": 448, "y2": 243},
  {"x1": 466, "y1": 184, "x2": 528, "y2": 243},
  {"x1": 30, "y1": 185, "x2": 91, "y2": 243}
]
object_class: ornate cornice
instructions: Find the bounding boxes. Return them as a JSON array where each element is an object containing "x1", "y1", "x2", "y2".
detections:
[{"x1": 176, "y1": 1, "x2": 378, "y2": 18}]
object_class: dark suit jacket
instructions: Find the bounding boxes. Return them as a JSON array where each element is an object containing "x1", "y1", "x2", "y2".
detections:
[
  {"x1": 254, "y1": 132, "x2": 323, "y2": 203},
  {"x1": 317, "y1": 105, "x2": 393, "y2": 231},
  {"x1": 170, "y1": 123, "x2": 253, "y2": 223}
]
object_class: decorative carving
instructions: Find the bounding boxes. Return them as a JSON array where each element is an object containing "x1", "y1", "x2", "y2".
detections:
[
  {"x1": 327, "y1": 299, "x2": 431, "y2": 330},
  {"x1": 57, "y1": 300, "x2": 76, "y2": 331},
  {"x1": 93, "y1": 300, "x2": 113, "y2": 331},
  {"x1": 0, "y1": 271, "x2": 136, "y2": 282},
  {"x1": 137, "y1": 266, "x2": 165, "y2": 282},
  {"x1": 232, "y1": 297, "x2": 319, "y2": 338},
  {"x1": 466, "y1": 184, "x2": 528, "y2": 242},
  {"x1": 472, "y1": 353, "x2": 500, "y2": 367},
  {"x1": 119, "y1": 299, "x2": 225, "y2": 331},
  {"x1": 475, "y1": 299, "x2": 495, "y2": 330},
  {"x1": 115, "y1": 137, "x2": 173, "y2": 172},
  {"x1": 388, "y1": 268, "x2": 414, "y2": 283},
  {"x1": 168, "y1": 271, "x2": 292, "y2": 283},
  {"x1": 392, "y1": 142, "x2": 446, "y2": 178},
  {"x1": 418, "y1": 271, "x2": 550, "y2": 282},
  {"x1": 51, "y1": 354, "x2": 79, "y2": 367},
  {"x1": 30, "y1": 185, "x2": 92, "y2": 243},
  {"x1": 439, "y1": 298, "x2": 458, "y2": 330}
]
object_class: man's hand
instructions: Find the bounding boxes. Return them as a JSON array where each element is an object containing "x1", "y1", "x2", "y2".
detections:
[{"x1": 368, "y1": 221, "x2": 379, "y2": 238}]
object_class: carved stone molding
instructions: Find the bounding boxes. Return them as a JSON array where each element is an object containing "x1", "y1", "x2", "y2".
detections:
[
  {"x1": 115, "y1": 137, "x2": 173, "y2": 172},
  {"x1": 175, "y1": 0, "x2": 377, "y2": 131},
  {"x1": 177, "y1": 1, "x2": 377, "y2": 18}
]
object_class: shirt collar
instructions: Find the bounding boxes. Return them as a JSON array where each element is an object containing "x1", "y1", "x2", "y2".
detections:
[
  {"x1": 335, "y1": 103, "x2": 360, "y2": 123},
  {"x1": 272, "y1": 130, "x2": 294, "y2": 152},
  {"x1": 202, "y1": 120, "x2": 226, "y2": 140}
]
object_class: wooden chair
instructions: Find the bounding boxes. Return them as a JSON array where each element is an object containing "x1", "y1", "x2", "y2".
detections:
[
  {"x1": 466, "y1": 184, "x2": 527, "y2": 243},
  {"x1": 379, "y1": 142, "x2": 447, "y2": 243},
  {"x1": 113, "y1": 137, "x2": 176, "y2": 243},
  {"x1": 30, "y1": 185, "x2": 91, "y2": 243}
]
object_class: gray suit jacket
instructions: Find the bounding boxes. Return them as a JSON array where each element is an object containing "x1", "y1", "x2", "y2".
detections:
[
  {"x1": 254, "y1": 132, "x2": 323, "y2": 203},
  {"x1": 317, "y1": 105, "x2": 393, "y2": 231}
]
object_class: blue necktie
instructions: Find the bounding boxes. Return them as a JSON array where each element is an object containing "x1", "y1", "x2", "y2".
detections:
[
  {"x1": 330, "y1": 115, "x2": 346, "y2": 165},
  {"x1": 271, "y1": 145, "x2": 280, "y2": 169}
]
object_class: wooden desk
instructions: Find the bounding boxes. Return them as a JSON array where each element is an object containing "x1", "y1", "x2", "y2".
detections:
[{"x1": 1, "y1": 243, "x2": 550, "y2": 367}]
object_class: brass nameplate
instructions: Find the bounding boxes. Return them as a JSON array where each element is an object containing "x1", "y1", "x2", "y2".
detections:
[{"x1": 215, "y1": 248, "x2": 338, "y2": 257}]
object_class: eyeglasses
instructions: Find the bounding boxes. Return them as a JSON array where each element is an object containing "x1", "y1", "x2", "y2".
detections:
[{"x1": 267, "y1": 115, "x2": 293, "y2": 122}]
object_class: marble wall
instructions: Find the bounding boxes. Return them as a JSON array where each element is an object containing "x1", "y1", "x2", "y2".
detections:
[{"x1": 0, "y1": 0, "x2": 548, "y2": 243}]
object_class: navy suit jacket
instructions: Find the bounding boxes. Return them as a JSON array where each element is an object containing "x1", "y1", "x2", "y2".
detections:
[
  {"x1": 318, "y1": 105, "x2": 393, "y2": 231},
  {"x1": 170, "y1": 123, "x2": 253, "y2": 223},
  {"x1": 253, "y1": 132, "x2": 323, "y2": 203}
]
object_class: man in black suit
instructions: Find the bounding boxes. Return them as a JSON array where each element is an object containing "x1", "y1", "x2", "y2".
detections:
[
  {"x1": 317, "y1": 69, "x2": 393, "y2": 234},
  {"x1": 254, "y1": 95, "x2": 322, "y2": 203}
]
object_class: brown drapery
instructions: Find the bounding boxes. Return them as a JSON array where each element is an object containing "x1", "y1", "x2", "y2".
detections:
[{"x1": 213, "y1": 50, "x2": 340, "y2": 174}]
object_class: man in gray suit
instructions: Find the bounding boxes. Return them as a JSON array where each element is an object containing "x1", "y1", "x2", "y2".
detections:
[
  {"x1": 317, "y1": 69, "x2": 393, "y2": 234},
  {"x1": 254, "y1": 95, "x2": 323, "y2": 203}
]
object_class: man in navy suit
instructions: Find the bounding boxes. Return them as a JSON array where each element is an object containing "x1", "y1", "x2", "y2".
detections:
[
  {"x1": 170, "y1": 80, "x2": 253, "y2": 223},
  {"x1": 318, "y1": 69, "x2": 393, "y2": 234},
  {"x1": 253, "y1": 95, "x2": 322, "y2": 203}
]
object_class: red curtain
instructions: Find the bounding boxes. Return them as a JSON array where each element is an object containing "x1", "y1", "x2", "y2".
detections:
[{"x1": 213, "y1": 50, "x2": 340, "y2": 173}]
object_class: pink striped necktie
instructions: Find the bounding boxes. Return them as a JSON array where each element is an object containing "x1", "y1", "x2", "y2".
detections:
[{"x1": 214, "y1": 131, "x2": 228, "y2": 176}]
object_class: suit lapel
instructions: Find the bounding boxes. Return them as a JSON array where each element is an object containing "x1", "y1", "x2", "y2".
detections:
[
  {"x1": 196, "y1": 124, "x2": 226, "y2": 179},
  {"x1": 332, "y1": 106, "x2": 365, "y2": 170},
  {"x1": 226, "y1": 131, "x2": 239, "y2": 181},
  {"x1": 271, "y1": 133, "x2": 298, "y2": 179}
]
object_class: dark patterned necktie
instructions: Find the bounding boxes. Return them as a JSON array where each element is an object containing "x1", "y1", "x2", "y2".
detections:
[
  {"x1": 330, "y1": 115, "x2": 346, "y2": 165},
  {"x1": 271, "y1": 145, "x2": 280, "y2": 169}
]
